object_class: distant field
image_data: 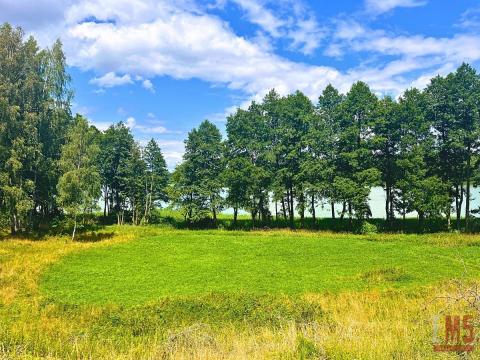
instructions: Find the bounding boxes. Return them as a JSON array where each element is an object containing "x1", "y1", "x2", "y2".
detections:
[{"x1": 41, "y1": 228, "x2": 480, "y2": 305}]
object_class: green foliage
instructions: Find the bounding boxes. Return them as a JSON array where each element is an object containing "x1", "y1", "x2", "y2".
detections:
[
  {"x1": 57, "y1": 115, "x2": 101, "y2": 239},
  {"x1": 0, "y1": 24, "x2": 73, "y2": 234},
  {"x1": 358, "y1": 221, "x2": 378, "y2": 234},
  {"x1": 225, "y1": 102, "x2": 272, "y2": 222},
  {"x1": 170, "y1": 120, "x2": 224, "y2": 222},
  {"x1": 143, "y1": 139, "x2": 169, "y2": 223},
  {"x1": 98, "y1": 122, "x2": 135, "y2": 224}
]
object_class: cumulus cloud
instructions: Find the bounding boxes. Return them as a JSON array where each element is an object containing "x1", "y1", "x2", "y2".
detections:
[
  {"x1": 90, "y1": 72, "x2": 133, "y2": 87},
  {"x1": 324, "y1": 19, "x2": 480, "y2": 95},
  {"x1": 61, "y1": 4, "x2": 344, "y2": 99},
  {"x1": 124, "y1": 116, "x2": 173, "y2": 134},
  {"x1": 3, "y1": 0, "x2": 480, "y2": 120},
  {"x1": 142, "y1": 79, "x2": 155, "y2": 92},
  {"x1": 364, "y1": 0, "x2": 427, "y2": 14},
  {"x1": 0, "y1": 0, "x2": 69, "y2": 30},
  {"x1": 87, "y1": 114, "x2": 173, "y2": 142},
  {"x1": 156, "y1": 140, "x2": 185, "y2": 169}
]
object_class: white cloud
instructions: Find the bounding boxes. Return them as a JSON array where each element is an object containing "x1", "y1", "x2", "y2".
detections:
[
  {"x1": 90, "y1": 72, "x2": 133, "y2": 87},
  {"x1": 155, "y1": 140, "x2": 185, "y2": 169},
  {"x1": 59, "y1": 3, "x2": 343, "y2": 102},
  {"x1": 231, "y1": 0, "x2": 284, "y2": 37},
  {"x1": 142, "y1": 79, "x2": 155, "y2": 92},
  {"x1": 124, "y1": 116, "x2": 172, "y2": 134},
  {"x1": 288, "y1": 16, "x2": 324, "y2": 55},
  {"x1": 329, "y1": 19, "x2": 480, "y2": 61},
  {"x1": 88, "y1": 119, "x2": 112, "y2": 131},
  {"x1": 364, "y1": 0, "x2": 427, "y2": 14},
  {"x1": 125, "y1": 116, "x2": 136, "y2": 128},
  {"x1": 4, "y1": 0, "x2": 480, "y2": 127},
  {"x1": 228, "y1": 0, "x2": 324, "y2": 55},
  {"x1": 324, "y1": 20, "x2": 480, "y2": 94},
  {"x1": 141, "y1": 137, "x2": 184, "y2": 169},
  {"x1": 0, "y1": 0, "x2": 70, "y2": 34},
  {"x1": 458, "y1": 6, "x2": 480, "y2": 32}
]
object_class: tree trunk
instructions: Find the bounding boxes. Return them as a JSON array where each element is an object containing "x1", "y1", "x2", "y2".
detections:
[
  {"x1": 455, "y1": 185, "x2": 460, "y2": 222},
  {"x1": 348, "y1": 201, "x2": 352, "y2": 227},
  {"x1": 103, "y1": 187, "x2": 108, "y2": 217},
  {"x1": 275, "y1": 201, "x2": 278, "y2": 220},
  {"x1": 418, "y1": 211, "x2": 425, "y2": 232},
  {"x1": 10, "y1": 211, "x2": 17, "y2": 235},
  {"x1": 446, "y1": 207, "x2": 451, "y2": 231},
  {"x1": 259, "y1": 196, "x2": 267, "y2": 221},
  {"x1": 311, "y1": 194, "x2": 316, "y2": 222},
  {"x1": 390, "y1": 190, "x2": 394, "y2": 220},
  {"x1": 466, "y1": 151, "x2": 471, "y2": 232},
  {"x1": 281, "y1": 195, "x2": 287, "y2": 219},
  {"x1": 385, "y1": 186, "x2": 390, "y2": 221},
  {"x1": 289, "y1": 186, "x2": 295, "y2": 228},
  {"x1": 299, "y1": 192, "x2": 305, "y2": 227},
  {"x1": 71, "y1": 215, "x2": 77, "y2": 242},
  {"x1": 340, "y1": 201, "x2": 346, "y2": 220},
  {"x1": 233, "y1": 207, "x2": 238, "y2": 225},
  {"x1": 331, "y1": 202, "x2": 335, "y2": 219},
  {"x1": 144, "y1": 193, "x2": 150, "y2": 224}
]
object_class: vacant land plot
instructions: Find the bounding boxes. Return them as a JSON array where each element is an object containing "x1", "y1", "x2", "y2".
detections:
[
  {"x1": 1, "y1": 226, "x2": 479, "y2": 359},
  {"x1": 41, "y1": 229, "x2": 480, "y2": 305}
]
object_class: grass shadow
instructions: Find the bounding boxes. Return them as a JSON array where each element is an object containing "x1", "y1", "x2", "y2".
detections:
[{"x1": 74, "y1": 231, "x2": 115, "y2": 243}]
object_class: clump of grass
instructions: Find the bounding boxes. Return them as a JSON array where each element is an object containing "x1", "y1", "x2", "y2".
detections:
[
  {"x1": 294, "y1": 335, "x2": 322, "y2": 359},
  {"x1": 90, "y1": 293, "x2": 327, "y2": 334},
  {"x1": 359, "y1": 267, "x2": 411, "y2": 284},
  {"x1": 163, "y1": 323, "x2": 217, "y2": 357}
]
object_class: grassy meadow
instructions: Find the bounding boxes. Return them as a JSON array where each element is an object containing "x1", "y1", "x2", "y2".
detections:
[{"x1": 1, "y1": 225, "x2": 480, "y2": 359}]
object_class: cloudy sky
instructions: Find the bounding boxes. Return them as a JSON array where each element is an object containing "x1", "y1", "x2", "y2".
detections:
[{"x1": 2, "y1": 0, "x2": 480, "y2": 167}]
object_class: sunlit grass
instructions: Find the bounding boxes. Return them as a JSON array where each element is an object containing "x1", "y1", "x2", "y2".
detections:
[
  {"x1": 0, "y1": 226, "x2": 478, "y2": 359},
  {"x1": 41, "y1": 228, "x2": 480, "y2": 305}
]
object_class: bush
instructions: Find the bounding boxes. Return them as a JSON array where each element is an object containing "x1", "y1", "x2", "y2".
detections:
[{"x1": 358, "y1": 221, "x2": 378, "y2": 234}]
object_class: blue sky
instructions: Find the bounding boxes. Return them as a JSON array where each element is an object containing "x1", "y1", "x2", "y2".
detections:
[{"x1": 1, "y1": 0, "x2": 480, "y2": 167}]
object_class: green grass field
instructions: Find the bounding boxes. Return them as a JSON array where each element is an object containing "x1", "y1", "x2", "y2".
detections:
[
  {"x1": 2, "y1": 226, "x2": 480, "y2": 359},
  {"x1": 41, "y1": 229, "x2": 480, "y2": 305}
]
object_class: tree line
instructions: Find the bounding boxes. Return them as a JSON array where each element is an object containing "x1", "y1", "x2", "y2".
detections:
[
  {"x1": 172, "y1": 66, "x2": 480, "y2": 231},
  {"x1": 1, "y1": 24, "x2": 480, "y2": 236},
  {"x1": 0, "y1": 24, "x2": 169, "y2": 237}
]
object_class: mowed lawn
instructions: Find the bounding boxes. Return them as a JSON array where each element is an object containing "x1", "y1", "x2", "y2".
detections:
[{"x1": 40, "y1": 229, "x2": 480, "y2": 305}]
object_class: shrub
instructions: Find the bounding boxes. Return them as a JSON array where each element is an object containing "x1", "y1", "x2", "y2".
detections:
[{"x1": 358, "y1": 221, "x2": 378, "y2": 234}]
